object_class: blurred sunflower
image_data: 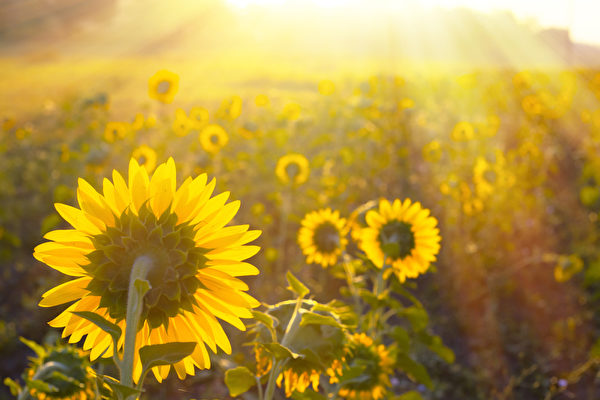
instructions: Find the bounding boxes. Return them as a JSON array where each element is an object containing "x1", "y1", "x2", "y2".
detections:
[
  {"x1": 148, "y1": 70, "x2": 179, "y2": 104},
  {"x1": 450, "y1": 121, "x2": 474, "y2": 141},
  {"x1": 20, "y1": 339, "x2": 96, "y2": 399},
  {"x1": 34, "y1": 158, "x2": 261, "y2": 382},
  {"x1": 328, "y1": 333, "x2": 393, "y2": 400},
  {"x1": 131, "y1": 145, "x2": 157, "y2": 173},
  {"x1": 275, "y1": 154, "x2": 310, "y2": 185},
  {"x1": 173, "y1": 108, "x2": 193, "y2": 137},
  {"x1": 189, "y1": 106, "x2": 209, "y2": 130},
  {"x1": 103, "y1": 122, "x2": 129, "y2": 143},
  {"x1": 276, "y1": 366, "x2": 320, "y2": 397},
  {"x1": 199, "y1": 124, "x2": 229, "y2": 154},
  {"x1": 298, "y1": 208, "x2": 348, "y2": 268},
  {"x1": 422, "y1": 140, "x2": 443, "y2": 163},
  {"x1": 359, "y1": 199, "x2": 440, "y2": 282}
]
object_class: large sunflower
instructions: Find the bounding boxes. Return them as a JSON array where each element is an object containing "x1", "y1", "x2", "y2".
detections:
[
  {"x1": 298, "y1": 208, "x2": 347, "y2": 268},
  {"x1": 34, "y1": 158, "x2": 261, "y2": 382},
  {"x1": 328, "y1": 333, "x2": 393, "y2": 400},
  {"x1": 359, "y1": 198, "x2": 440, "y2": 282}
]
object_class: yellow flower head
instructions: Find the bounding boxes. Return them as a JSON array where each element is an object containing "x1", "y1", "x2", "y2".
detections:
[
  {"x1": 34, "y1": 158, "x2": 261, "y2": 382},
  {"x1": 451, "y1": 121, "x2": 474, "y2": 141},
  {"x1": 422, "y1": 140, "x2": 443, "y2": 163},
  {"x1": 329, "y1": 333, "x2": 393, "y2": 400},
  {"x1": 173, "y1": 108, "x2": 193, "y2": 137},
  {"x1": 148, "y1": 70, "x2": 179, "y2": 104},
  {"x1": 318, "y1": 80, "x2": 336, "y2": 96},
  {"x1": 189, "y1": 106, "x2": 209, "y2": 130},
  {"x1": 276, "y1": 367, "x2": 321, "y2": 397},
  {"x1": 359, "y1": 199, "x2": 440, "y2": 282},
  {"x1": 199, "y1": 124, "x2": 229, "y2": 155},
  {"x1": 131, "y1": 145, "x2": 157, "y2": 174},
  {"x1": 298, "y1": 208, "x2": 348, "y2": 268},
  {"x1": 275, "y1": 154, "x2": 310, "y2": 185},
  {"x1": 103, "y1": 122, "x2": 130, "y2": 143}
]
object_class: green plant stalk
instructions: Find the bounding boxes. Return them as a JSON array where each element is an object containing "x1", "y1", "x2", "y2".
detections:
[
  {"x1": 369, "y1": 264, "x2": 388, "y2": 338},
  {"x1": 342, "y1": 254, "x2": 362, "y2": 315},
  {"x1": 120, "y1": 255, "x2": 154, "y2": 393},
  {"x1": 263, "y1": 296, "x2": 304, "y2": 400}
]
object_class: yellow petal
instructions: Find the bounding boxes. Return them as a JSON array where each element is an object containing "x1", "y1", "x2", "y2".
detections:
[{"x1": 39, "y1": 277, "x2": 91, "y2": 307}]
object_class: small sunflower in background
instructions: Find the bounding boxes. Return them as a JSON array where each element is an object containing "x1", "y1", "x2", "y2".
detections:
[
  {"x1": 359, "y1": 198, "x2": 441, "y2": 282},
  {"x1": 103, "y1": 121, "x2": 129, "y2": 143},
  {"x1": 275, "y1": 153, "x2": 310, "y2": 185},
  {"x1": 148, "y1": 69, "x2": 179, "y2": 104},
  {"x1": 189, "y1": 106, "x2": 210, "y2": 130},
  {"x1": 276, "y1": 365, "x2": 321, "y2": 398},
  {"x1": 199, "y1": 124, "x2": 229, "y2": 154},
  {"x1": 131, "y1": 144, "x2": 157, "y2": 173},
  {"x1": 450, "y1": 121, "x2": 474, "y2": 141},
  {"x1": 10, "y1": 338, "x2": 97, "y2": 399},
  {"x1": 34, "y1": 158, "x2": 261, "y2": 382},
  {"x1": 298, "y1": 208, "x2": 347, "y2": 268},
  {"x1": 172, "y1": 108, "x2": 193, "y2": 137},
  {"x1": 328, "y1": 333, "x2": 394, "y2": 400}
]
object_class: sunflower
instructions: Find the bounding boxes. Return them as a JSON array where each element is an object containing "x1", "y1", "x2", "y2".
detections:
[
  {"x1": 131, "y1": 145, "x2": 157, "y2": 174},
  {"x1": 422, "y1": 140, "x2": 443, "y2": 163},
  {"x1": 276, "y1": 366, "x2": 320, "y2": 397},
  {"x1": 103, "y1": 122, "x2": 129, "y2": 143},
  {"x1": 275, "y1": 154, "x2": 310, "y2": 186},
  {"x1": 359, "y1": 199, "x2": 440, "y2": 282},
  {"x1": 450, "y1": 121, "x2": 474, "y2": 141},
  {"x1": 189, "y1": 106, "x2": 209, "y2": 130},
  {"x1": 34, "y1": 158, "x2": 261, "y2": 382},
  {"x1": 328, "y1": 333, "x2": 393, "y2": 400},
  {"x1": 148, "y1": 70, "x2": 179, "y2": 104},
  {"x1": 298, "y1": 208, "x2": 347, "y2": 268},
  {"x1": 20, "y1": 339, "x2": 96, "y2": 399},
  {"x1": 199, "y1": 124, "x2": 229, "y2": 155}
]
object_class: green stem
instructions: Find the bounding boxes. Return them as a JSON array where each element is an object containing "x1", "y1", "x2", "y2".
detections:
[
  {"x1": 120, "y1": 255, "x2": 154, "y2": 393},
  {"x1": 263, "y1": 297, "x2": 304, "y2": 400},
  {"x1": 342, "y1": 254, "x2": 361, "y2": 315},
  {"x1": 369, "y1": 265, "x2": 388, "y2": 338}
]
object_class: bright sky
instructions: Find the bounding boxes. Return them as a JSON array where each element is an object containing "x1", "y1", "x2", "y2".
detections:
[{"x1": 226, "y1": 0, "x2": 600, "y2": 45}]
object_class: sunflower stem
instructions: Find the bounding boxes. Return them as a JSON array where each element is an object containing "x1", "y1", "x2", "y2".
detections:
[
  {"x1": 263, "y1": 296, "x2": 303, "y2": 400},
  {"x1": 120, "y1": 255, "x2": 153, "y2": 395}
]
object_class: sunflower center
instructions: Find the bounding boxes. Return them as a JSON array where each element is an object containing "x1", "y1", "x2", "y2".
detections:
[
  {"x1": 157, "y1": 80, "x2": 171, "y2": 94},
  {"x1": 378, "y1": 221, "x2": 415, "y2": 260},
  {"x1": 138, "y1": 155, "x2": 147, "y2": 165},
  {"x1": 210, "y1": 133, "x2": 219, "y2": 144},
  {"x1": 84, "y1": 204, "x2": 208, "y2": 329},
  {"x1": 313, "y1": 222, "x2": 340, "y2": 253},
  {"x1": 285, "y1": 162, "x2": 300, "y2": 181},
  {"x1": 483, "y1": 169, "x2": 497, "y2": 183}
]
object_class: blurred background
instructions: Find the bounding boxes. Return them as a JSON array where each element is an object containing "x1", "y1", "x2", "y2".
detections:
[{"x1": 2, "y1": 1, "x2": 600, "y2": 399}]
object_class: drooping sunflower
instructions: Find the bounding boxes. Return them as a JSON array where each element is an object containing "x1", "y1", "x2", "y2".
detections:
[
  {"x1": 199, "y1": 124, "x2": 229, "y2": 155},
  {"x1": 131, "y1": 145, "x2": 157, "y2": 173},
  {"x1": 20, "y1": 339, "x2": 96, "y2": 400},
  {"x1": 298, "y1": 208, "x2": 347, "y2": 268},
  {"x1": 275, "y1": 154, "x2": 310, "y2": 186},
  {"x1": 148, "y1": 70, "x2": 179, "y2": 104},
  {"x1": 34, "y1": 158, "x2": 261, "y2": 382},
  {"x1": 359, "y1": 198, "x2": 440, "y2": 282},
  {"x1": 328, "y1": 333, "x2": 394, "y2": 400}
]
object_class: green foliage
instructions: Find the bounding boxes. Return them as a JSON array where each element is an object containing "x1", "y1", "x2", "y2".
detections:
[{"x1": 225, "y1": 366, "x2": 257, "y2": 397}]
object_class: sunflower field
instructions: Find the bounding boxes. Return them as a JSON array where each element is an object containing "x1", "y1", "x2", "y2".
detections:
[{"x1": 3, "y1": 1, "x2": 600, "y2": 399}]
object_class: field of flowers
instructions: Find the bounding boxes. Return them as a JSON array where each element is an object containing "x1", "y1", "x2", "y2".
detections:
[{"x1": 2, "y1": 60, "x2": 600, "y2": 400}]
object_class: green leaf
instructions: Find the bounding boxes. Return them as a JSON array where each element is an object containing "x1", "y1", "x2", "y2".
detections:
[
  {"x1": 25, "y1": 378, "x2": 58, "y2": 394},
  {"x1": 337, "y1": 364, "x2": 369, "y2": 386},
  {"x1": 262, "y1": 342, "x2": 303, "y2": 360},
  {"x1": 391, "y1": 327, "x2": 411, "y2": 353},
  {"x1": 286, "y1": 271, "x2": 309, "y2": 298},
  {"x1": 19, "y1": 337, "x2": 46, "y2": 358},
  {"x1": 252, "y1": 310, "x2": 278, "y2": 329},
  {"x1": 590, "y1": 337, "x2": 600, "y2": 358},
  {"x1": 71, "y1": 311, "x2": 122, "y2": 349},
  {"x1": 418, "y1": 332, "x2": 455, "y2": 363},
  {"x1": 300, "y1": 312, "x2": 343, "y2": 329},
  {"x1": 102, "y1": 376, "x2": 142, "y2": 399},
  {"x1": 401, "y1": 306, "x2": 429, "y2": 332},
  {"x1": 396, "y1": 354, "x2": 432, "y2": 389},
  {"x1": 396, "y1": 390, "x2": 425, "y2": 400},
  {"x1": 224, "y1": 366, "x2": 256, "y2": 397},
  {"x1": 3, "y1": 377, "x2": 21, "y2": 396},
  {"x1": 139, "y1": 342, "x2": 196, "y2": 372}
]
